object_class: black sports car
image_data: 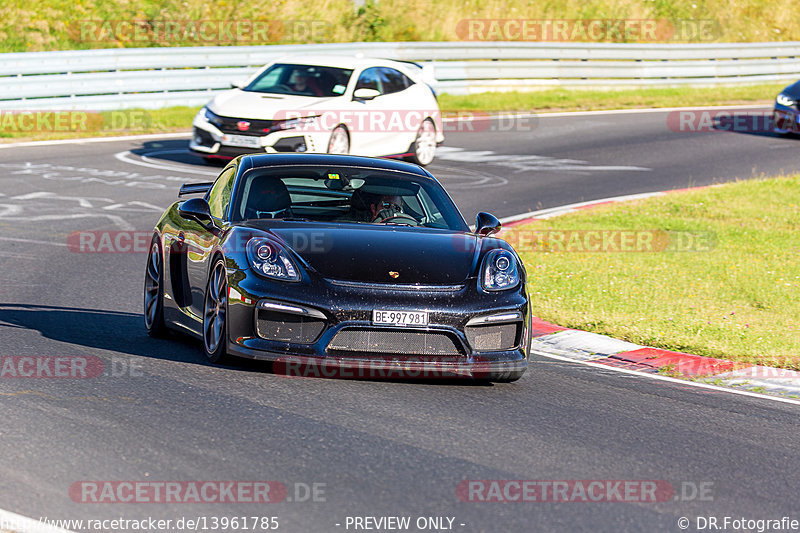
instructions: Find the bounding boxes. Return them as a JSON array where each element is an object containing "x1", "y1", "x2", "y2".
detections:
[
  {"x1": 144, "y1": 153, "x2": 530, "y2": 382},
  {"x1": 773, "y1": 80, "x2": 800, "y2": 134}
]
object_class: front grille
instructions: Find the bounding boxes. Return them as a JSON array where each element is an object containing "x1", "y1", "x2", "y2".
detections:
[
  {"x1": 465, "y1": 323, "x2": 519, "y2": 352},
  {"x1": 212, "y1": 115, "x2": 275, "y2": 136},
  {"x1": 215, "y1": 146, "x2": 263, "y2": 158},
  {"x1": 256, "y1": 310, "x2": 325, "y2": 344},
  {"x1": 328, "y1": 328, "x2": 463, "y2": 356}
]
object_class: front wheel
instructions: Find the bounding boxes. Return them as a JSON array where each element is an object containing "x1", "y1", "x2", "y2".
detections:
[
  {"x1": 143, "y1": 236, "x2": 166, "y2": 337},
  {"x1": 406, "y1": 119, "x2": 436, "y2": 166},
  {"x1": 203, "y1": 257, "x2": 233, "y2": 364}
]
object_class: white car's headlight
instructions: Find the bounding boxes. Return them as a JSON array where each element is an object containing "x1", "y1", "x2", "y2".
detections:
[
  {"x1": 195, "y1": 107, "x2": 223, "y2": 127},
  {"x1": 481, "y1": 249, "x2": 520, "y2": 291},
  {"x1": 246, "y1": 237, "x2": 301, "y2": 282},
  {"x1": 277, "y1": 116, "x2": 319, "y2": 131},
  {"x1": 776, "y1": 93, "x2": 796, "y2": 107}
]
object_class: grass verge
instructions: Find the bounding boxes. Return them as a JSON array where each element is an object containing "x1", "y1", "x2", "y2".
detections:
[
  {"x1": 504, "y1": 175, "x2": 800, "y2": 368},
  {"x1": 0, "y1": 83, "x2": 783, "y2": 144},
  {"x1": 437, "y1": 83, "x2": 785, "y2": 113},
  {"x1": 1, "y1": 0, "x2": 798, "y2": 52},
  {"x1": 0, "y1": 106, "x2": 200, "y2": 143}
]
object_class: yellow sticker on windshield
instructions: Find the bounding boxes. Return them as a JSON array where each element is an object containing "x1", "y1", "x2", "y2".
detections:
[{"x1": 328, "y1": 173, "x2": 340, "y2": 180}]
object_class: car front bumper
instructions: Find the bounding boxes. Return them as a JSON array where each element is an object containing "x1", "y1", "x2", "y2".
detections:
[
  {"x1": 189, "y1": 118, "x2": 328, "y2": 158},
  {"x1": 225, "y1": 271, "x2": 531, "y2": 381}
]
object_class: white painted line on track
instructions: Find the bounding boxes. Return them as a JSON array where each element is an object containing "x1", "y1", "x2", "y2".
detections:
[
  {"x1": 529, "y1": 103, "x2": 770, "y2": 119},
  {"x1": 114, "y1": 150, "x2": 216, "y2": 176},
  {"x1": 0, "y1": 507, "x2": 74, "y2": 533},
  {"x1": 0, "y1": 132, "x2": 190, "y2": 149},
  {"x1": 534, "y1": 350, "x2": 800, "y2": 407},
  {"x1": 497, "y1": 191, "x2": 666, "y2": 225},
  {"x1": 0, "y1": 236, "x2": 67, "y2": 247},
  {"x1": 435, "y1": 146, "x2": 651, "y2": 172},
  {"x1": 140, "y1": 149, "x2": 207, "y2": 170},
  {"x1": 441, "y1": 104, "x2": 769, "y2": 122}
]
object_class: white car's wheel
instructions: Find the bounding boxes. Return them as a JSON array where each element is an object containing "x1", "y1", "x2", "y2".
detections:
[
  {"x1": 327, "y1": 125, "x2": 350, "y2": 154},
  {"x1": 406, "y1": 119, "x2": 436, "y2": 166}
]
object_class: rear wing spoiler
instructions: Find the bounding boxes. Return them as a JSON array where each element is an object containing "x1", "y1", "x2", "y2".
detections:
[{"x1": 178, "y1": 182, "x2": 214, "y2": 197}]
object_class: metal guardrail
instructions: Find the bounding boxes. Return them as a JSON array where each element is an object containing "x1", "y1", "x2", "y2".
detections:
[{"x1": 1, "y1": 42, "x2": 798, "y2": 110}]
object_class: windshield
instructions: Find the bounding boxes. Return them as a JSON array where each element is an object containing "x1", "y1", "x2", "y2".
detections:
[
  {"x1": 243, "y1": 63, "x2": 354, "y2": 97},
  {"x1": 232, "y1": 165, "x2": 468, "y2": 231}
]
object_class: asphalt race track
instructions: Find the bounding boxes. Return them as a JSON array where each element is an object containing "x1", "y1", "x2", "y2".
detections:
[{"x1": 1, "y1": 107, "x2": 799, "y2": 532}]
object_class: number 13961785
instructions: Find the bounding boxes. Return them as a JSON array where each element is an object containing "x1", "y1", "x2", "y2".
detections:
[{"x1": 197, "y1": 516, "x2": 279, "y2": 530}]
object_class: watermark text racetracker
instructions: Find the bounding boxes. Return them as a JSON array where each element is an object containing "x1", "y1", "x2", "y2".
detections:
[
  {"x1": 0, "y1": 356, "x2": 142, "y2": 379},
  {"x1": 68, "y1": 230, "x2": 331, "y2": 254},
  {"x1": 0, "y1": 110, "x2": 153, "y2": 133},
  {"x1": 69, "y1": 481, "x2": 325, "y2": 504},
  {"x1": 272, "y1": 109, "x2": 538, "y2": 133},
  {"x1": 458, "y1": 480, "x2": 714, "y2": 502},
  {"x1": 72, "y1": 19, "x2": 331, "y2": 44},
  {"x1": 456, "y1": 19, "x2": 720, "y2": 42},
  {"x1": 500, "y1": 229, "x2": 716, "y2": 253},
  {"x1": 39, "y1": 516, "x2": 280, "y2": 531},
  {"x1": 667, "y1": 110, "x2": 779, "y2": 133},
  {"x1": 272, "y1": 355, "x2": 502, "y2": 381}
]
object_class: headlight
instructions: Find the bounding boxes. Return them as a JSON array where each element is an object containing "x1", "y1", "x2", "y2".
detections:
[
  {"x1": 195, "y1": 107, "x2": 223, "y2": 128},
  {"x1": 776, "y1": 93, "x2": 796, "y2": 107},
  {"x1": 246, "y1": 237, "x2": 301, "y2": 282},
  {"x1": 481, "y1": 249, "x2": 520, "y2": 291},
  {"x1": 277, "y1": 116, "x2": 318, "y2": 131}
]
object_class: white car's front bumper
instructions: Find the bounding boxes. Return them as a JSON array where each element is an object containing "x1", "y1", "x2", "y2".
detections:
[{"x1": 189, "y1": 115, "x2": 328, "y2": 158}]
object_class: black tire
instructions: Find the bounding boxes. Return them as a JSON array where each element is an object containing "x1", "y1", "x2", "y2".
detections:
[
  {"x1": 143, "y1": 235, "x2": 167, "y2": 337},
  {"x1": 405, "y1": 118, "x2": 436, "y2": 166},
  {"x1": 202, "y1": 257, "x2": 233, "y2": 364},
  {"x1": 327, "y1": 125, "x2": 350, "y2": 154}
]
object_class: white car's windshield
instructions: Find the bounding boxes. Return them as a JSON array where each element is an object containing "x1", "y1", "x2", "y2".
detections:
[{"x1": 243, "y1": 63, "x2": 354, "y2": 98}]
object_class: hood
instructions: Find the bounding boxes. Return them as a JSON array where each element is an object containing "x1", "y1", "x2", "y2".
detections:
[
  {"x1": 209, "y1": 89, "x2": 342, "y2": 120},
  {"x1": 245, "y1": 223, "x2": 480, "y2": 285}
]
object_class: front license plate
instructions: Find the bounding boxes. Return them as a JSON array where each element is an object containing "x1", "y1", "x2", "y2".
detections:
[
  {"x1": 372, "y1": 309, "x2": 429, "y2": 327},
  {"x1": 221, "y1": 134, "x2": 262, "y2": 148}
]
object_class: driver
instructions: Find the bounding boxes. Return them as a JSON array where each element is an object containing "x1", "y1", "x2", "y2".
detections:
[
  {"x1": 369, "y1": 195, "x2": 406, "y2": 223},
  {"x1": 341, "y1": 189, "x2": 416, "y2": 225},
  {"x1": 290, "y1": 71, "x2": 323, "y2": 96}
]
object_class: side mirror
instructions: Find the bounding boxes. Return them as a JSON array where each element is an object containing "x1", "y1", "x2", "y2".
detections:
[
  {"x1": 230, "y1": 79, "x2": 246, "y2": 89},
  {"x1": 353, "y1": 88, "x2": 381, "y2": 101},
  {"x1": 179, "y1": 198, "x2": 212, "y2": 223},
  {"x1": 476, "y1": 212, "x2": 501, "y2": 236}
]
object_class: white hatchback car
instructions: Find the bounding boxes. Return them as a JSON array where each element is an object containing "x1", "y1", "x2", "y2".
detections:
[{"x1": 190, "y1": 55, "x2": 445, "y2": 166}]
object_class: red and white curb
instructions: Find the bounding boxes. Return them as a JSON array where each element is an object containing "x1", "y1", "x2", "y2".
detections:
[
  {"x1": 527, "y1": 318, "x2": 800, "y2": 399},
  {"x1": 498, "y1": 191, "x2": 800, "y2": 401}
]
